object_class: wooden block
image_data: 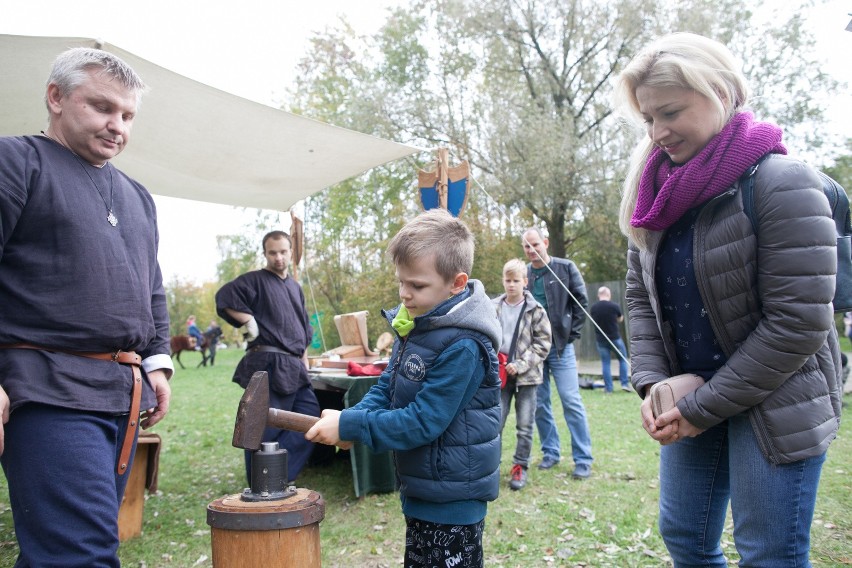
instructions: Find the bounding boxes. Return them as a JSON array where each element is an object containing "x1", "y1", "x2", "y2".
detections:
[
  {"x1": 326, "y1": 344, "x2": 365, "y2": 358},
  {"x1": 118, "y1": 435, "x2": 160, "y2": 542},
  {"x1": 333, "y1": 311, "x2": 376, "y2": 356},
  {"x1": 118, "y1": 447, "x2": 149, "y2": 541}
]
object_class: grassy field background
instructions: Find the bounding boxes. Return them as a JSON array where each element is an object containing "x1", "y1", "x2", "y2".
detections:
[{"x1": 0, "y1": 347, "x2": 849, "y2": 567}]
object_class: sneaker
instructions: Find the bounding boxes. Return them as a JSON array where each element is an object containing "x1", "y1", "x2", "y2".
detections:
[
  {"x1": 572, "y1": 463, "x2": 592, "y2": 479},
  {"x1": 509, "y1": 464, "x2": 527, "y2": 490},
  {"x1": 537, "y1": 455, "x2": 560, "y2": 470},
  {"x1": 621, "y1": 384, "x2": 633, "y2": 392}
]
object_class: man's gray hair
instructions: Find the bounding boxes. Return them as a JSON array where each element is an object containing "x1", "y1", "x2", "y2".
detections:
[
  {"x1": 523, "y1": 226, "x2": 547, "y2": 240},
  {"x1": 45, "y1": 47, "x2": 148, "y2": 110}
]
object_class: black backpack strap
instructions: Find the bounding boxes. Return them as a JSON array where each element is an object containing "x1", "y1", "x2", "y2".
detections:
[
  {"x1": 740, "y1": 154, "x2": 773, "y2": 235},
  {"x1": 507, "y1": 299, "x2": 527, "y2": 362}
]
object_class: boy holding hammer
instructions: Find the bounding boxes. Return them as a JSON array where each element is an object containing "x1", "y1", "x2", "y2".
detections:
[{"x1": 307, "y1": 209, "x2": 502, "y2": 568}]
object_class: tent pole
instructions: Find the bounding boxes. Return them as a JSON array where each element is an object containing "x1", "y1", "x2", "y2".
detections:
[{"x1": 437, "y1": 148, "x2": 449, "y2": 210}]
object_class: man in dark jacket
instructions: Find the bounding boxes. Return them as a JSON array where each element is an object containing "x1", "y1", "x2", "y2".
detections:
[{"x1": 523, "y1": 228, "x2": 594, "y2": 479}]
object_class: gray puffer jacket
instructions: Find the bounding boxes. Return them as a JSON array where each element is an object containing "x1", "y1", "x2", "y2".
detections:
[{"x1": 626, "y1": 154, "x2": 842, "y2": 465}]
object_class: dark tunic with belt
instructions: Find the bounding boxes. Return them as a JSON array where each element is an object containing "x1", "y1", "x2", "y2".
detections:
[
  {"x1": 0, "y1": 135, "x2": 171, "y2": 413},
  {"x1": 215, "y1": 269, "x2": 313, "y2": 395}
]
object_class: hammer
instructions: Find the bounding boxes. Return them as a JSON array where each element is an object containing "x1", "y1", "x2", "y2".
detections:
[{"x1": 232, "y1": 371, "x2": 320, "y2": 451}]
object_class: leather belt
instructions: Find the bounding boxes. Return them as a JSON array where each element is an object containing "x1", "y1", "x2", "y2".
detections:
[
  {"x1": 248, "y1": 344, "x2": 297, "y2": 356},
  {"x1": 0, "y1": 343, "x2": 143, "y2": 475}
]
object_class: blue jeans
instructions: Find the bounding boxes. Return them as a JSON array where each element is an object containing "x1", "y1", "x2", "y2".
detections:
[
  {"x1": 1, "y1": 403, "x2": 135, "y2": 567},
  {"x1": 659, "y1": 413, "x2": 825, "y2": 567},
  {"x1": 243, "y1": 384, "x2": 320, "y2": 484},
  {"x1": 500, "y1": 383, "x2": 536, "y2": 468},
  {"x1": 595, "y1": 337, "x2": 629, "y2": 392},
  {"x1": 535, "y1": 344, "x2": 593, "y2": 465}
]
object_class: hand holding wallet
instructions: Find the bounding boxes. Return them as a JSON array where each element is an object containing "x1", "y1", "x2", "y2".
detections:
[{"x1": 649, "y1": 373, "x2": 705, "y2": 418}]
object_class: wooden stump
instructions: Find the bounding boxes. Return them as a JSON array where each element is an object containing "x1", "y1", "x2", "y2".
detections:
[{"x1": 207, "y1": 488, "x2": 325, "y2": 568}]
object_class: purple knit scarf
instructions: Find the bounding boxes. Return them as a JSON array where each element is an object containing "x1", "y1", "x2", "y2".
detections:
[{"x1": 630, "y1": 112, "x2": 787, "y2": 231}]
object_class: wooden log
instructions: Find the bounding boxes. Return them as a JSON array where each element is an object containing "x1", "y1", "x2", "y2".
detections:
[{"x1": 207, "y1": 488, "x2": 325, "y2": 568}]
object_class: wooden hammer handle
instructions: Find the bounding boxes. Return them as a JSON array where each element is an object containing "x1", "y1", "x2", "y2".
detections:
[{"x1": 267, "y1": 408, "x2": 320, "y2": 433}]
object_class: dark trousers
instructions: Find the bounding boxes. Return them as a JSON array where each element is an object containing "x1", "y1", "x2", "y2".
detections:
[
  {"x1": 1, "y1": 403, "x2": 135, "y2": 567},
  {"x1": 243, "y1": 383, "x2": 320, "y2": 483},
  {"x1": 206, "y1": 342, "x2": 218, "y2": 365}
]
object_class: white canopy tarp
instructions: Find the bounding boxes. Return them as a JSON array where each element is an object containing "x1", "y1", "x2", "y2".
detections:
[{"x1": 0, "y1": 34, "x2": 425, "y2": 211}]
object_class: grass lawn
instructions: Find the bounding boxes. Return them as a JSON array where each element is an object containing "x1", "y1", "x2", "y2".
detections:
[{"x1": 0, "y1": 347, "x2": 849, "y2": 567}]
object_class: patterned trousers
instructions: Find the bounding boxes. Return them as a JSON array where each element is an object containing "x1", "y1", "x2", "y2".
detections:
[{"x1": 404, "y1": 516, "x2": 484, "y2": 568}]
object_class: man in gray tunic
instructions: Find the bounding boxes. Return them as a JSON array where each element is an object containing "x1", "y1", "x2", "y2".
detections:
[{"x1": 0, "y1": 48, "x2": 173, "y2": 566}]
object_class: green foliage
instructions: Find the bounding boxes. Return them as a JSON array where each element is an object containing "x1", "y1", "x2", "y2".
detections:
[
  {"x1": 196, "y1": 0, "x2": 838, "y2": 358},
  {"x1": 164, "y1": 278, "x2": 219, "y2": 338},
  {"x1": 737, "y1": 3, "x2": 843, "y2": 157},
  {"x1": 823, "y1": 138, "x2": 852, "y2": 193},
  {"x1": 214, "y1": 233, "x2": 260, "y2": 285},
  {"x1": 1, "y1": 349, "x2": 848, "y2": 566},
  {"x1": 214, "y1": 209, "x2": 286, "y2": 284},
  {"x1": 279, "y1": 0, "x2": 837, "y2": 288}
]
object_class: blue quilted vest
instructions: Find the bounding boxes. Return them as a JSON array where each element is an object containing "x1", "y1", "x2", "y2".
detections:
[{"x1": 383, "y1": 306, "x2": 502, "y2": 503}]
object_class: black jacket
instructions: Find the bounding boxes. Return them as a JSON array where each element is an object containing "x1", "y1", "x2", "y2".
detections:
[{"x1": 527, "y1": 257, "x2": 588, "y2": 356}]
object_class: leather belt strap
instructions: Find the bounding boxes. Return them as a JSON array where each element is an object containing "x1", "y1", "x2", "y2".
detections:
[
  {"x1": 0, "y1": 343, "x2": 143, "y2": 475},
  {"x1": 248, "y1": 344, "x2": 297, "y2": 356}
]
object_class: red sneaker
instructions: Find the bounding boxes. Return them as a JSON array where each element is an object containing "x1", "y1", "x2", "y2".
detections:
[{"x1": 509, "y1": 463, "x2": 527, "y2": 491}]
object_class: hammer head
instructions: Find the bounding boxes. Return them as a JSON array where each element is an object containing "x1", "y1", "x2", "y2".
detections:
[{"x1": 232, "y1": 371, "x2": 270, "y2": 451}]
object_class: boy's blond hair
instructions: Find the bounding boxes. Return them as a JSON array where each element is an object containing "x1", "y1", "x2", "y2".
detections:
[
  {"x1": 502, "y1": 258, "x2": 527, "y2": 279},
  {"x1": 387, "y1": 209, "x2": 474, "y2": 281}
]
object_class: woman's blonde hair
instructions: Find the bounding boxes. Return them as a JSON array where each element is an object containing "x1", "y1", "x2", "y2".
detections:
[{"x1": 613, "y1": 32, "x2": 749, "y2": 249}]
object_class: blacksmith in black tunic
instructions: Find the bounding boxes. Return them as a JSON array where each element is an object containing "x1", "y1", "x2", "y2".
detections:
[
  {"x1": 0, "y1": 48, "x2": 173, "y2": 566},
  {"x1": 215, "y1": 230, "x2": 320, "y2": 483}
]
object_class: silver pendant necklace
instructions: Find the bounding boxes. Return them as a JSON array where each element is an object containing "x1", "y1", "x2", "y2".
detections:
[
  {"x1": 77, "y1": 158, "x2": 117, "y2": 227},
  {"x1": 41, "y1": 132, "x2": 117, "y2": 227}
]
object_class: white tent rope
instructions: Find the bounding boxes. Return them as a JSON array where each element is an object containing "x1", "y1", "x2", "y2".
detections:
[
  {"x1": 470, "y1": 175, "x2": 630, "y2": 366},
  {"x1": 302, "y1": 264, "x2": 328, "y2": 355}
]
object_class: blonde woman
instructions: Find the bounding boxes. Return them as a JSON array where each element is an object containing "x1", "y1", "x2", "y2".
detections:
[{"x1": 615, "y1": 32, "x2": 842, "y2": 567}]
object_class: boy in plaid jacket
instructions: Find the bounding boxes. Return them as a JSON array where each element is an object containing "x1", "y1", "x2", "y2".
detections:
[{"x1": 492, "y1": 259, "x2": 552, "y2": 490}]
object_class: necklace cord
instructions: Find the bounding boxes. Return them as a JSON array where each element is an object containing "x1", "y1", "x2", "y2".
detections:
[{"x1": 40, "y1": 132, "x2": 117, "y2": 226}]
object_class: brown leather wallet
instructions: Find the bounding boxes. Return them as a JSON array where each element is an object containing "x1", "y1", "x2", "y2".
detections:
[{"x1": 649, "y1": 373, "x2": 705, "y2": 418}]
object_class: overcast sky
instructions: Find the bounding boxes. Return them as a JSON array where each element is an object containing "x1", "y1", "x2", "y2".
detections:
[{"x1": 2, "y1": 0, "x2": 850, "y2": 282}]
